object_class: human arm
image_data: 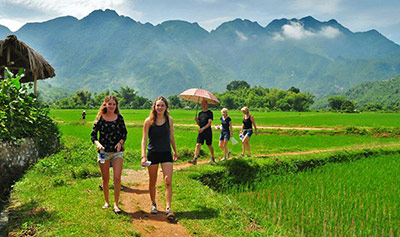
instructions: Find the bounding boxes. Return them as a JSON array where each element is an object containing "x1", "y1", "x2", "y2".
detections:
[
  {"x1": 169, "y1": 116, "x2": 178, "y2": 161},
  {"x1": 251, "y1": 115, "x2": 258, "y2": 135},
  {"x1": 229, "y1": 119, "x2": 233, "y2": 135},
  {"x1": 199, "y1": 119, "x2": 212, "y2": 133},
  {"x1": 114, "y1": 115, "x2": 127, "y2": 152},
  {"x1": 141, "y1": 118, "x2": 150, "y2": 166},
  {"x1": 91, "y1": 121, "x2": 104, "y2": 151}
]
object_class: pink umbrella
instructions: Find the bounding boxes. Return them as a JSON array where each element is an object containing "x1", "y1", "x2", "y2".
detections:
[{"x1": 178, "y1": 88, "x2": 220, "y2": 105}]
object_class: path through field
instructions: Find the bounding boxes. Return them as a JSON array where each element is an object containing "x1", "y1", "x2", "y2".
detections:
[{"x1": 120, "y1": 142, "x2": 400, "y2": 236}]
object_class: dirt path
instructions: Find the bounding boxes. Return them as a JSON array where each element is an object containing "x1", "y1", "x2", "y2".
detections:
[{"x1": 120, "y1": 142, "x2": 400, "y2": 236}]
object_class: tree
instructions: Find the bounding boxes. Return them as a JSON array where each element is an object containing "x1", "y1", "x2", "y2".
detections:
[
  {"x1": 221, "y1": 94, "x2": 236, "y2": 109},
  {"x1": 72, "y1": 90, "x2": 92, "y2": 107},
  {"x1": 114, "y1": 86, "x2": 137, "y2": 107},
  {"x1": 168, "y1": 95, "x2": 182, "y2": 109},
  {"x1": 328, "y1": 96, "x2": 346, "y2": 111},
  {"x1": 226, "y1": 80, "x2": 250, "y2": 91},
  {"x1": 288, "y1": 86, "x2": 300, "y2": 94}
]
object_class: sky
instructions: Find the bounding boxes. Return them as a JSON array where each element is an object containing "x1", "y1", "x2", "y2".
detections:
[{"x1": 0, "y1": 0, "x2": 399, "y2": 45}]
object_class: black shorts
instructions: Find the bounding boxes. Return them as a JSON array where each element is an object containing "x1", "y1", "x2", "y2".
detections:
[
  {"x1": 147, "y1": 151, "x2": 173, "y2": 164},
  {"x1": 197, "y1": 129, "x2": 212, "y2": 145}
]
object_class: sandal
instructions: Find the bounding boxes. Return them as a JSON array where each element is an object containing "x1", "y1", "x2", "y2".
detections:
[
  {"x1": 102, "y1": 203, "x2": 110, "y2": 209},
  {"x1": 114, "y1": 206, "x2": 122, "y2": 214}
]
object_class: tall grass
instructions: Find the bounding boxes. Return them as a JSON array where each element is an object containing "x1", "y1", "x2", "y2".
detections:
[{"x1": 230, "y1": 154, "x2": 400, "y2": 235}]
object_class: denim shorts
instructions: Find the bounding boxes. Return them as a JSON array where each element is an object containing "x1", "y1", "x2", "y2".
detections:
[
  {"x1": 242, "y1": 129, "x2": 253, "y2": 138},
  {"x1": 97, "y1": 151, "x2": 123, "y2": 162},
  {"x1": 219, "y1": 131, "x2": 230, "y2": 141}
]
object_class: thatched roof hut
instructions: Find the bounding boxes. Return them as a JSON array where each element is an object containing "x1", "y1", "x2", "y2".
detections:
[{"x1": 0, "y1": 35, "x2": 55, "y2": 94}]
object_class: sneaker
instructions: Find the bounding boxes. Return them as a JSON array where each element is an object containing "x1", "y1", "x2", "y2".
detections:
[
  {"x1": 166, "y1": 208, "x2": 175, "y2": 220},
  {"x1": 151, "y1": 203, "x2": 157, "y2": 214},
  {"x1": 188, "y1": 158, "x2": 197, "y2": 165},
  {"x1": 221, "y1": 157, "x2": 226, "y2": 161}
]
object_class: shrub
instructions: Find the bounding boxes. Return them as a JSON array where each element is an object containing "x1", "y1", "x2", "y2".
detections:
[{"x1": 0, "y1": 68, "x2": 60, "y2": 156}]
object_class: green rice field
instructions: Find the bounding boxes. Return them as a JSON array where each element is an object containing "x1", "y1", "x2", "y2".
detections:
[{"x1": 229, "y1": 153, "x2": 400, "y2": 236}]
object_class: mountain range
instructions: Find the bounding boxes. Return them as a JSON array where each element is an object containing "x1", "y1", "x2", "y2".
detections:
[{"x1": 1, "y1": 9, "x2": 400, "y2": 99}]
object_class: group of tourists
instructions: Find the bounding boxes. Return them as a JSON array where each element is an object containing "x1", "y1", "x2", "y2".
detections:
[{"x1": 90, "y1": 95, "x2": 257, "y2": 220}]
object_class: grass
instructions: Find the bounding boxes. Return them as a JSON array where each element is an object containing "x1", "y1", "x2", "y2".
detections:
[
  {"x1": 7, "y1": 138, "x2": 139, "y2": 236},
  {"x1": 6, "y1": 109, "x2": 400, "y2": 236},
  {"x1": 228, "y1": 153, "x2": 400, "y2": 235},
  {"x1": 50, "y1": 109, "x2": 400, "y2": 128}
]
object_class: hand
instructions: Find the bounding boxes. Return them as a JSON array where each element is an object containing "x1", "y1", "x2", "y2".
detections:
[
  {"x1": 141, "y1": 157, "x2": 147, "y2": 167},
  {"x1": 198, "y1": 127, "x2": 204, "y2": 133},
  {"x1": 194, "y1": 116, "x2": 198, "y2": 121},
  {"x1": 115, "y1": 142, "x2": 122, "y2": 152},
  {"x1": 254, "y1": 129, "x2": 258, "y2": 135},
  {"x1": 173, "y1": 152, "x2": 178, "y2": 161},
  {"x1": 96, "y1": 143, "x2": 105, "y2": 151}
]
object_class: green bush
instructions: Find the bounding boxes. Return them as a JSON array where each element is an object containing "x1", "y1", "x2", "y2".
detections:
[{"x1": 0, "y1": 68, "x2": 60, "y2": 156}]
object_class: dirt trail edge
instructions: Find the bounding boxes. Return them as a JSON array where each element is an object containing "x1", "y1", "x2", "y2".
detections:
[{"x1": 120, "y1": 142, "x2": 400, "y2": 236}]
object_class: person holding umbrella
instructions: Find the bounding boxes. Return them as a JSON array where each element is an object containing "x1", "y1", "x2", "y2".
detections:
[
  {"x1": 179, "y1": 88, "x2": 219, "y2": 165},
  {"x1": 188, "y1": 99, "x2": 215, "y2": 164}
]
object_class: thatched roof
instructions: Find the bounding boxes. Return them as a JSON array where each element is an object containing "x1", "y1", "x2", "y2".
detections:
[{"x1": 0, "y1": 35, "x2": 55, "y2": 83}]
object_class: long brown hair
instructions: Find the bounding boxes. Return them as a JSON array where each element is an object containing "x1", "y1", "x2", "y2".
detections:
[
  {"x1": 149, "y1": 96, "x2": 169, "y2": 125},
  {"x1": 95, "y1": 95, "x2": 120, "y2": 123}
]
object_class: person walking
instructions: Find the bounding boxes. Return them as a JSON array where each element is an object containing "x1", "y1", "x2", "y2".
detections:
[
  {"x1": 219, "y1": 108, "x2": 233, "y2": 161},
  {"x1": 91, "y1": 95, "x2": 127, "y2": 214},
  {"x1": 189, "y1": 100, "x2": 215, "y2": 165},
  {"x1": 240, "y1": 106, "x2": 257, "y2": 157},
  {"x1": 141, "y1": 96, "x2": 178, "y2": 220}
]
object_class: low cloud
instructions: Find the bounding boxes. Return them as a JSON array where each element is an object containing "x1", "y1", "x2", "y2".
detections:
[
  {"x1": 235, "y1": 30, "x2": 248, "y2": 41},
  {"x1": 274, "y1": 21, "x2": 341, "y2": 40}
]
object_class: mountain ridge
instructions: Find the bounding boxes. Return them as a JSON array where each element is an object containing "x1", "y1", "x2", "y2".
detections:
[{"x1": 1, "y1": 9, "x2": 399, "y2": 99}]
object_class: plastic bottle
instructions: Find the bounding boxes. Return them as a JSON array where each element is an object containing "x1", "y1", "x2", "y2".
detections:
[
  {"x1": 99, "y1": 150, "x2": 105, "y2": 164},
  {"x1": 142, "y1": 160, "x2": 152, "y2": 168}
]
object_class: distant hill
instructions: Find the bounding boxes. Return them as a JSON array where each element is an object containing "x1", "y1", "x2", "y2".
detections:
[
  {"x1": 1, "y1": 9, "x2": 400, "y2": 100},
  {"x1": 344, "y1": 75, "x2": 400, "y2": 106}
]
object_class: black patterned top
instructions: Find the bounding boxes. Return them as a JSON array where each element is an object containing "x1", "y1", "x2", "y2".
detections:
[{"x1": 91, "y1": 114, "x2": 127, "y2": 152}]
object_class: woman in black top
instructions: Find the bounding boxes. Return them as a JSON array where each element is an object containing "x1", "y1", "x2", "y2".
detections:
[
  {"x1": 141, "y1": 96, "x2": 178, "y2": 220},
  {"x1": 219, "y1": 108, "x2": 233, "y2": 160},
  {"x1": 91, "y1": 95, "x2": 127, "y2": 214},
  {"x1": 240, "y1": 106, "x2": 257, "y2": 157}
]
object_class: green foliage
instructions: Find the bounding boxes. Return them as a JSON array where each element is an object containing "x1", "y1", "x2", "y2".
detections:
[
  {"x1": 0, "y1": 68, "x2": 60, "y2": 156},
  {"x1": 328, "y1": 96, "x2": 356, "y2": 112},
  {"x1": 226, "y1": 80, "x2": 250, "y2": 91},
  {"x1": 216, "y1": 86, "x2": 314, "y2": 111},
  {"x1": 50, "y1": 86, "x2": 152, "y2": 109}
]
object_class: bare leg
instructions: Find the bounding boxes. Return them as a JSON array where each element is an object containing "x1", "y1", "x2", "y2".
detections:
[
  {"x1": 245, "y1": 137, "x2": 251, "y2": 155},
  {"x1": 112, "y1": 158, "x2": 123, "y2": 208},
  {"x1": 99, "y1": 160, "x2": 111, "y2": 205},
  {"x1": 148, "y1": 164, "x2": 159, "y2": 204},
  {"x1": 194, "y1": 143, "x2": 202, "y2": 158},
  {"x1": 208, "y1": 144, "x2": 214, "y2": 158},
  {"x1": 161, "y1": 162, "x2": 173, "y2": 209},
  {"x1": 223, "y1": 139, "x2": 229, "y2": 157}
]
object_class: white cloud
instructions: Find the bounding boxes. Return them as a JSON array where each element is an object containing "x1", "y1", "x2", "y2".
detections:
[
  {"x1": 282, "y1": 21, "x2": 314, "y2": 39},
  {"x1": 272, "y1": 32, "x2": 284, "y2": 41},
  {"x1": 0, "y1": 18, "x2": 25, "y2": 31},
  {"x1": 273, "y1": 21, "x2": 341, "y2": 40},
  {"x1": 319, "y1": 26, "x2": 341, "y2": 38},
  {"x1": 1, "y1": 0, "x2": 137, "y2": 19},
  {"x1": 235, "y1": 30, "x2": 247, "y2": 41}
]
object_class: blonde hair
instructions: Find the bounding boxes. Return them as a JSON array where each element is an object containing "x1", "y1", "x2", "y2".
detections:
[
  {"x1": 241, "y1": 106, "x2": 249, "y2": 114},
  {"x1": 221, "y1": 108, "x2": 228, "y2": 113},
  {"x1": 149, "y1": 96, "x2": 169, "y2": 126},
  {"x1": 95, "y1": 95, "x2": 120, "y2": 123}
]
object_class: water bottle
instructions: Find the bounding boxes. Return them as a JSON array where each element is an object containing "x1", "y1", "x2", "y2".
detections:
[
  {"x1": 239, "y1": 134, "x2": 243, "y2": 140},
  {"x1": 141, "y1": 160, "x2": 152, "y2": 168},
  {"x1": 99, "y1": 150, "x2": 105, "y2": 164}
]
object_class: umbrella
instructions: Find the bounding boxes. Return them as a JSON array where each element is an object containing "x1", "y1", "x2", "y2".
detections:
[
  {"x1": 179, "y1": 88, "x2": 220, "y2": 105},
  {"x1": 179, "y1": 88, "x2": 220, "y2": 116}
]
